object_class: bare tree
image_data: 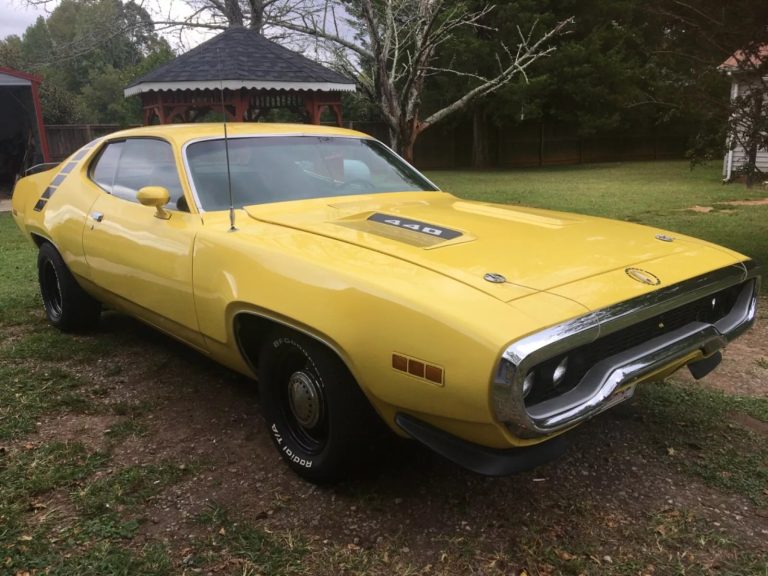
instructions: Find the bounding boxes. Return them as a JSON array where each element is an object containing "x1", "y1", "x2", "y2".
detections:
[
  {"x1": 158, "y1": 0, "x2": 284, "y2": 32},
  {"x1": 20, "y1": 0, "x2": 290, "y2": 37},
  {"x1": 277, "y1": 0, "x2": 571, "y2": 161}
]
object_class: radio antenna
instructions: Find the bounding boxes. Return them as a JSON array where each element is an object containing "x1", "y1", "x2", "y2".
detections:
[{"x1": 217, "y1": 47, "x2": 237, "y2": 232}]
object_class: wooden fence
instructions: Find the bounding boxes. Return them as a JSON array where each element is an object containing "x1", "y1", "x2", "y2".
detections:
[
  {"x1": 45, "y1": 125, "x2": 135, "y2": 161},
  {"x1": 45, "y1": 122, "x2": 687, "y2": 169},
  {"x1": 347, "y1": 121, "x2": 687, "y2": 169}
]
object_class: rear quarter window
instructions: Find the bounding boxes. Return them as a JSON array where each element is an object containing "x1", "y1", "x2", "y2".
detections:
[{"x1": 90, "y1": 141, "x2": 124, "y2": 194}]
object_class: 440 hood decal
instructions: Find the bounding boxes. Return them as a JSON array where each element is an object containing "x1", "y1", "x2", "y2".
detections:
[{"x1": 367, "y1": 213, "x2": 463, "y2": 240}]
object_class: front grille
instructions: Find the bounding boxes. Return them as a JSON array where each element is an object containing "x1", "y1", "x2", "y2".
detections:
[{"x1": 524, "y1": 281, "x2": 744, "y2": 406}]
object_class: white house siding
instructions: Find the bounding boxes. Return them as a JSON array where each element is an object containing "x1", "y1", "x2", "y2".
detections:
[
  {"x1": 723, "y1": 146, "x2": 768, "y2": 179},
  {"x1": 723, "y1": 77, "x2": 768, "y2": 180}
]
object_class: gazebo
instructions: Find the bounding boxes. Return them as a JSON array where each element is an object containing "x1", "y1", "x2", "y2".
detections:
[{"x1": 124, "y1": 27, "x2": 355, "y2": 126}]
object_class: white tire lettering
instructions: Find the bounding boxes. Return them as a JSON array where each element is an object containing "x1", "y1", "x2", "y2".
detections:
[{"x1": 272, "y1": 423, "x2": 313, "y2": 468}]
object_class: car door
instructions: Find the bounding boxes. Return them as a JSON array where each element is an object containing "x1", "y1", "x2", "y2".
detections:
[{"x1": 82, "y1": 137, "x2": 206, "y2": 350}]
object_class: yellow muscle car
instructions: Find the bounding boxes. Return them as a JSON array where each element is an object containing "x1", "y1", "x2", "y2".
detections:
[{"x1": 11, "y1": 123, "x2": 761, "y2": 482}]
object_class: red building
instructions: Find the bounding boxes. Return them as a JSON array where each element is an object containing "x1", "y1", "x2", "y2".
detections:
[{"x1": 0, "y1": 67, "x2": 50, "y2": 192}]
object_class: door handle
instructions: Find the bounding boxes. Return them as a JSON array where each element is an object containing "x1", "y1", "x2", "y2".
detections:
[{"x1": 90, "y1": 211, "x2": 104, "y2": 222}]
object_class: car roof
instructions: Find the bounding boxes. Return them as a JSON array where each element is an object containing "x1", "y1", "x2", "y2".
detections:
[{"x1": 102, "y1": 123, "x2": 371, "y2": 148}]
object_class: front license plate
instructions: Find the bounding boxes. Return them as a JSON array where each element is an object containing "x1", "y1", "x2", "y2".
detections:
[{"x1": 598, "y1": 384, "x2": 636, "y2": 414}]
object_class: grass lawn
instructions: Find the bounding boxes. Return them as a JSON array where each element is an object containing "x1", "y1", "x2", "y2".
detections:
[{"x1": 0, "y1": 160, "x2": 766, "y2": 575}]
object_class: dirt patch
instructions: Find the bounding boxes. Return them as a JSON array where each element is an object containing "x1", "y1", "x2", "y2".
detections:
[
  {"x1": 683, "y1": 197, "x2": 768, "y2": 213},
  {"x1": 725, "y1": 198, "x2": 768, "y2": 206},
  {"x1": 730, "y1": 412, "x2": 768, "y2": 436},
  {"x1": 35, "y1": 413, "x2": 122, "y2": 452}
]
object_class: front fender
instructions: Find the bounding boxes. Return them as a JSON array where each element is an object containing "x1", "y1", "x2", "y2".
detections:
[{"x1": 192, "y1": 223, "x2": 588, "y2": 444}]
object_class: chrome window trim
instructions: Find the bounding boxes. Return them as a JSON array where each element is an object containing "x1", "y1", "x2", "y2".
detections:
[
  {"x1": 493, "y1": 260, "x2": 762, "y2": 438},
  {"x1": 25, "y1": 162, "x2": 60, "y2": 175},
  {"x1": 180, "y1": 133, "x2": 440, "y2": 214}
]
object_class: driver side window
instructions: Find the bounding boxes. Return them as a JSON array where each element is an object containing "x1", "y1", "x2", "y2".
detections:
[{"x1": 91, "y1": 138, "x2": 188, "y2": 211}]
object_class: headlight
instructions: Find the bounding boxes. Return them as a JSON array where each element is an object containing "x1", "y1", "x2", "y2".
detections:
[
  {"x1": 518, "y1": 355, "x2": 569, "y2": 402},
  {"x1": 552, "y1": 356, "x2": 568, "y2": 386},
  {"x1": 492, "y1": 347, "x2": 572, "y2": 423}
]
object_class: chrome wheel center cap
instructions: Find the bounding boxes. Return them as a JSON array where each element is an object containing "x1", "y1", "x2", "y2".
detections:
[{"x1": 287, "y1": 371, "x2": 322, "y2": 429}]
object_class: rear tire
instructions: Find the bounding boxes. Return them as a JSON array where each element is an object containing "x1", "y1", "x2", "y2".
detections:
[
  {"x1": 38, "y1": 242, "x2": 101, "y2": 332},
  {"x1": 258, "y1": 330, "x2": 377, "y2": 483}
]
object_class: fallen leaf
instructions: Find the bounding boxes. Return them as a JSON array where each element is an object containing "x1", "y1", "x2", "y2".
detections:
[{"x1": 556, "y1": 549, "x2": 576, "y2": 561}]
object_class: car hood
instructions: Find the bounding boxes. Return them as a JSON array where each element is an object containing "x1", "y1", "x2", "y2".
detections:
[{"x1": 242, "y1": 191, "x2": 740, "y2": 304}]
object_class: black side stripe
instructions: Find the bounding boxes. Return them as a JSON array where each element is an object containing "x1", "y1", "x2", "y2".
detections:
[{"x1": 58, "y1": 161, "x2": 78, "y2": 174}]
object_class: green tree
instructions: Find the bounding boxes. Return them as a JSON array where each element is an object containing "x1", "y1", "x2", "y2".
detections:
[{"x1": 1, "y1": 0, "x2": 173, "y2": 125}]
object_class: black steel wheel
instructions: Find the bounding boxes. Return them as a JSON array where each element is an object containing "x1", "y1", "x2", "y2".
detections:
[
  {"x1": 258, "y1": 330, "x2": 377, "y2": 483},
  {"x1": 37, "y1": 242, "x2": 101, "y2": 332}
]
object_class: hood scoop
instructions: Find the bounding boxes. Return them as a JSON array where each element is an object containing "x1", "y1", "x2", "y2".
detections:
[{"x1": 335, "y1": 212, "x2": 469, "y2": 248}]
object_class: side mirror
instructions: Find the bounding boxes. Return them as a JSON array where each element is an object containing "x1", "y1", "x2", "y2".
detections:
[{"x1": 137, "y1": 186, "x2": 171, "y2": 220}]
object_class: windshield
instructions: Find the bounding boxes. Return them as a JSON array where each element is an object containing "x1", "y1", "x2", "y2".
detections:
[{"x1": 185, "y1": 135, "x2": 438, "y2": 211}]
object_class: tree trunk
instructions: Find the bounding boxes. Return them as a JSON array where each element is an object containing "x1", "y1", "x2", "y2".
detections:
[
  {"x1": 401, "y1": 140, "x2": 416, "y2": 164},
  {"x1": 394, "y1": 117, "x2": 420, "y2": 164},
  {"x1": 746, "y1": 142, "x2": 759, "y2": 188},
  {"x1": 744, "y1": 91, "x2": 764, "y2": 188},
  {"x1": 224, "y1": 0, "x2": 244, "y2": 27},
  {"x1": 538, "y1": 120, "x2": 545, "y2": 167},
  {"x1": 472, "y1": 107, "x2": 490, "y2": 169},
  {"x1": 249, "y1": 0, "x2": 263, "y2": 32}
]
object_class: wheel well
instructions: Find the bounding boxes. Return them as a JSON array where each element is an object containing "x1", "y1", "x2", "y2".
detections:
[
  {"x1": 234, "y1": 313, "x2": 353, "y2": 381},
  {"x1": 233, "y1": 313, "x2": 278, "y2": 373},
  {"x1": 30, "y1": 233, "x2": 48, "y2": 248}
]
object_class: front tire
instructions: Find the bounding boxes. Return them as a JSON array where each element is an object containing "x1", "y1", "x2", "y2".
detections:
[
  {"x1": 37, "y1": 242, "x2": 101, "y2": 332},
  {"x1": 258, "y1": 330, "x2": 377, "y2": 483}
]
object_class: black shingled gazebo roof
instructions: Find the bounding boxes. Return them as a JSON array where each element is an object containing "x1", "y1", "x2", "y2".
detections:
[
  {"x1": 124, "y1": 27, "x2": 354, "y2": 125},
  {"x1": 125, "y1": 27, "x2": 354, "y2": 95}
]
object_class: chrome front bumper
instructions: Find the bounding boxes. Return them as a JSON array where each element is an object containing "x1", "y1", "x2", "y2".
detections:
[{"x1": 493, "y1": 260, "x2": 761, "y2": 438}]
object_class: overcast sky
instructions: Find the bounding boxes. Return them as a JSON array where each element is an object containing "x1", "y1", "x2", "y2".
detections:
[
  {"x1": 0, "y1": 0, "x2": 212, "y2": 49},
  {"x1": 0, "y1": 0, "x2": 51, "y2": 39}
]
